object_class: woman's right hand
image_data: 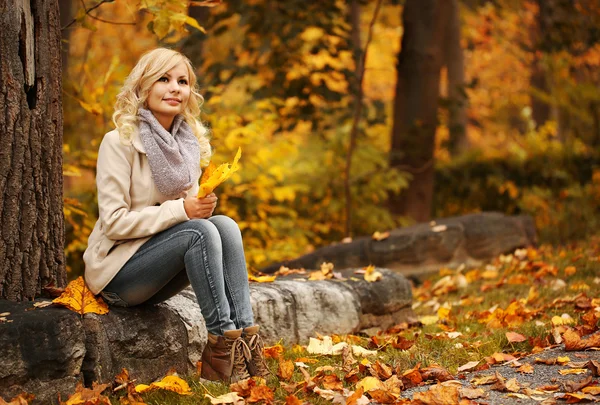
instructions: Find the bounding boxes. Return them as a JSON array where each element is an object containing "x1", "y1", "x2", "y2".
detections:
[{"x1": 183, "y1": 193, "x2": 218, "y2": 219}]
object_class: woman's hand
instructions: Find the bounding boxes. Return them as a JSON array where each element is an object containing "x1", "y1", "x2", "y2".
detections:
[{"x1": 183, "y1": 193, "x2": 218, "y2": 219}]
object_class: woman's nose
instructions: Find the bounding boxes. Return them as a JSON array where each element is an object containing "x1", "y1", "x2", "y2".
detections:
[{"x1": 168, "y1": 79, "x2": 180, "y2": 92}]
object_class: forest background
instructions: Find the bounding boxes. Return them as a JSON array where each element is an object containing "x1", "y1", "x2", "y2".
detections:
[{"x1": 61, "y1": 0, "x2": 600, "y2": 277}]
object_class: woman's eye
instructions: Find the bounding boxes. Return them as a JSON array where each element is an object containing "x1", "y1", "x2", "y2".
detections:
[
  {"x1": 158, "y1": 77, "x2": 168, "y2": 82},
  {"x1": 179, "y1": 79, "x2": 188, "y2": 85}
]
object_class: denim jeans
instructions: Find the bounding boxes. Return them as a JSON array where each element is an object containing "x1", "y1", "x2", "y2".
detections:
[{"x1": 101, "y1": 215, "x2": 255, "y2": 335}]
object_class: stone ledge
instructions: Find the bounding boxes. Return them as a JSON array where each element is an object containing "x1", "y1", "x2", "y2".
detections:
[{"x1": 0, "y1": 268, "x2": 413, "y2": 403}]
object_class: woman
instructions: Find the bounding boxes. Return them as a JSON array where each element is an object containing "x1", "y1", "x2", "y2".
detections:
[{"x1": 83, "y1": 48, "x2": 266, "y2": 383}]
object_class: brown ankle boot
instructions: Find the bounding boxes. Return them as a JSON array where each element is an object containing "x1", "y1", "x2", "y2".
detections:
[
  {"x1": 200, "y1": 329, "x2": 251, "y2": 382},
  {"x1": 242, "y1": 325, "x2": 270, "y2": 377}
]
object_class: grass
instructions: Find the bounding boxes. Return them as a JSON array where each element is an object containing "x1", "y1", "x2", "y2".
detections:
[{"x1": 104, "y1": 238, "x2": 600, "y2": 404}]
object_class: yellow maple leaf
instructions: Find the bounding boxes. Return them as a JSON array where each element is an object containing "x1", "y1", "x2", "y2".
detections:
[
  {"x1": 363, "y1": 265, "x2": 382, "y2": 283},
  {"x1": 135, "y1": 375, "x2": 192, "y2": 395},
  {"x1": 53, "y1": 277, "x2": 109, "y2": 315},
  {"x1": 248, "y1": 274, "x2": 277, "y2": 283},
  {"x1": 197, "y1": 147, "x2": 241, "y2": 198}
]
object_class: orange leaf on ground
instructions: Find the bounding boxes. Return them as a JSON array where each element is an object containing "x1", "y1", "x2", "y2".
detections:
[
  {"x1": 506, "y1": 332, "x2": 527, "y2": 343},
  {"x1": 420, "y1": 366, "x2": 454, "y2": 382},
  {"x1": 564, "y1": 329, "x2": 600, "y2": 351},
  {"x1": 412, "y1": 384, "x2": 459, "y2": 405},
  {"x1": 517, "y1": 363, "x2": 534, "y2": 374},
  {"x1": 346, "y1": 387, "x2": 366, "y2": 405},
  {"x1": 264, "y1": 344, "x2": 284, "y2": 359},
  {"x1": 278, "y1": 360, "x2": 295, "y2": 381},
  {"x1": 135, "y1": 375, "x2": 191, "y2": 395},
  {"x1": 62, "y1": 382, "x2": 111, "y2": 405},
  {"x1": 368, "y1": 390, "x2": 396, "y2": 404},
  {"x1": 230, "y1": 378, "x2": 256, "y2": 397},
  {"x1": 0, "y1": 394, "x2": 35, "y2": 405},
  {"x1": 372, "y1": 231, "x2": 390, "y2": 241},
  {"x1": 321, "y1": 374, "x2": 344, "y2": 391},
  {"x1": 247, "y1": 385, "x2": 274, "y2": 404},
  {"x1": 284, "y1": 394, "x2": 303, "y2": 405},
  {"x1": 53, "y1": 277, "x2": 109, "y2": 315}
]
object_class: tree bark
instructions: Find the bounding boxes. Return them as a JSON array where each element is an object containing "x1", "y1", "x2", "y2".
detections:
[
  {"x1": 389, "y1": 0, "x2": 450, "y2": 223},
  {"x1": 444, "y1": 0, "x2": 469, "y2": 155},
  {"x1": 530, "y1": 0, "x2": 551, "y2": 128},
  {"x1": 0, "y1": 0, "x2": 66, "y2": 301}
]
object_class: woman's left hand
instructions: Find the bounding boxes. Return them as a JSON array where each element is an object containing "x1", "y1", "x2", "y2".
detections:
[{"x1": 184, "y1": 193, "x2": 217, "y2": 219}]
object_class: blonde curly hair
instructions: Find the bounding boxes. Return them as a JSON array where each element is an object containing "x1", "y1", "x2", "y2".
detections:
[{"x1": 112, "y1": 48, "x2": 212, "y2": 167}]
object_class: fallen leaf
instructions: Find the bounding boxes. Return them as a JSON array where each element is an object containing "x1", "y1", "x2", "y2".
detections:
[
  {"x1": 372, "y1": 231, "x2": 390, "y2": 241},
  {"x1": 322, "y1": 374, "x2": 344, "y2": 391},
  {"x1": 564, "y1": 266, "x2": 577, "y2": 276},
  {"x1": 420, "y1": 366, "x2": 454, "y2": 382},
  {"x1": 247, "y1": 385, "x2": 274, "y2": 404},
  {"x1": 264, "y1": 344, "x2": 284, "y2": 359},
  {"x1": 506, "y1": 332, "x2": 527, "y2": 343},
  {"x1": 368, "y1": 389, "x2": 396, "y2": 404},
  {"x1": 33, "y1": 301, "x2": 54, "y2": 308},
  {"x1": 198, "y1": 147, "x2": 241, "y2": 198},
  {"x1": 62, "y1": 382, "x2": 111, "y2": 405},
  {"x1": 53, "y1": 277, "x2": 109, "y2": 315},
  {"x1": 248, "y1": 274, "x2": 277, "y2": 283},
  {"x1": 313, "y1": 387, "x2": 337, "y2": 401},
  {"x1": 284, "y1": 394, "x2": 303, "y2": 405},
  {"x1": 564, "y1": 330, "x2": 600, "y2": 351},
  {"x1": 558, "y1": 368, "x2": 589, "y2": 375},
  {"x1": 412, "y1": 383, "x2": 459, "y2": 405},
  {"x1": 0, "y1": 394, "x2": 35, "y2": 405},
  {"x1": 351, "y1": 345, "x2": 377, "y2": 357},
  {"x1": 563, "y1": 375, "x2": 593, "y2": 392},
  {"x1": 356, "y1": 376, "x2": 384, "y2": 392},
  {"x1": 370, "y1": 361, "x2": 393, "y2": 380},
  {"x1": 392, "y1": 336, "x2": 415, "y2": 350},
  {"x1": 582, "y1": 386, "x2": 600, "y2": 395},
  {"x1": 363, "y1": 265, "x2": 383, "y2": 282},
  {"x1": 204, "y1": 392, "x2": 245, "y2": 405},
  {"x1": 458, "y1": 361, "x2": 480, "y2": 373},
  {"x1": 278, "y1": 360, "x2": 294, "y2": 381},
  {"x1": 230, "y1": 378, "x2": 255, "y2": 397},
  {"x1": 346, "y1": 387, "x2": 368, "y2": 405},
  {"x1": 471, "y1": 374, "x2": 499, "y2": 386},
  {"x1": 517, "y1": 363, "x2": 534, "y2": 374},
  {"x1": 342, "y1": 345, "x2": 357, "y2": 372},
  {"x1": 135, "y1": 375, "x2": 191, "y2": 395},
  {"x1": 556, "y1": 392, "x2": 597, "y2": 402},
  {"x1": 459, "y1": 387, "x2": 486, "y2": 399}
]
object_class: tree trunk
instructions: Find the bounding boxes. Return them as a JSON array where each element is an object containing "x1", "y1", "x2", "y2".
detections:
[
  {"x1": 58, "y1": 0, "x2": 73, "y2": 71},
  {"x1": 530, "y1": 0, "x2": 550, "y2": 128},
  {"x1": 0, "y1": 0, "x2": 66, "y2": 301},
  {"x1": 389, "y1": 0, "x2": 450, "y2": 223},
  {"x1": 444, "y1": 0, "x2": 469, "y2": 155}
]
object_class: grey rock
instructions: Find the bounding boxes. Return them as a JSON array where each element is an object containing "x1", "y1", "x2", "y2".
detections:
[
  {"x1": 162, "y1": 288, "x2": 207, "y2": 369},
  {"x1": 82, "y1": 305, "x2": 190, "y2": 384},
  {"x1": 0, "y1": 300, "x2": 85, "y2": 404},
  {"x1": 261, "y1": 213, "x2": 537, "y2": 278}
]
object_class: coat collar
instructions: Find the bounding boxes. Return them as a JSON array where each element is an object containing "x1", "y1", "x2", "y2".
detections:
[{"x1": 130, "y1": 129, "x2": 146, "y2": 154}]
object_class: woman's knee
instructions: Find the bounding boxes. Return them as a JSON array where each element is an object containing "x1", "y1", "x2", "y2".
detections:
[
  {"x1": 180, "y1": 219, "x2": 221, "y2": 249},
  {"x1": 209, "y1": 215, "x2": 241, "y2": 236}
]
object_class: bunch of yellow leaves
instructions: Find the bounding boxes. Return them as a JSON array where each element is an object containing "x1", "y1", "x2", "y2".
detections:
[{"x1": 197, "y1": 147, "x2": 242, "y2": 198}]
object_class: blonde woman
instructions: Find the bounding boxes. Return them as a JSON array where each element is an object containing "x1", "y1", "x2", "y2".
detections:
[{"x1": 83, "y1": 48, "x2": 267, "y2": 383}]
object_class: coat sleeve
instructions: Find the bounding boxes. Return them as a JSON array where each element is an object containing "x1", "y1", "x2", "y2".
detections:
[{"x1": 96, "y1": 132, "x2": 189, "y2": 240}]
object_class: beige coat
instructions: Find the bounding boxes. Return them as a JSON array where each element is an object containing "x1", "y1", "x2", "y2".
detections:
[{"x1": 83, "y1": 129, "x2": 199, "y2": 294}]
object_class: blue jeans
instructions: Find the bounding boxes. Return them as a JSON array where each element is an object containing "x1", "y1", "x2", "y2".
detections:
[{"x1": 101, "y1": 215, "x2": 255, "y2": 336}]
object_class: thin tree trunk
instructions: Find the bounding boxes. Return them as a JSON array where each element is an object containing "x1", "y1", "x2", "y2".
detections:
[
  {"x1": 389, "y1": 0, "x2": 450, "y2": 223},
  {"x1": 0, "y1": 0, "x2": 66, "y2": 301},
  {"x1": 530, "y1": 0, "x2": 550, "y2": 127},
  {"x1": 445, "y1": 0, "x2": 468, "y2": 155}
]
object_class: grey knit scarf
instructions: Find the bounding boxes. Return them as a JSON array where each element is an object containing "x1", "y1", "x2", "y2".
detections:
[{"x1": 137, "y1": 108, "x2": 200, "y2": 199}]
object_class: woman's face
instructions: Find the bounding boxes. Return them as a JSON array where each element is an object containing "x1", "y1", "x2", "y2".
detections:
[{"x1": 146, "y1": 62, "x2": 191, "y2": 129}]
